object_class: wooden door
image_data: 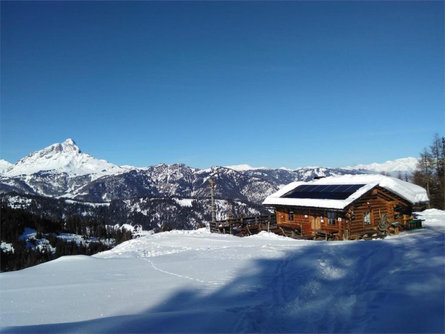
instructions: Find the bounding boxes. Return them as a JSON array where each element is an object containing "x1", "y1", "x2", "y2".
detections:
[{"x1": 310, "y1": 216, "x2": 321, "y2": 230}]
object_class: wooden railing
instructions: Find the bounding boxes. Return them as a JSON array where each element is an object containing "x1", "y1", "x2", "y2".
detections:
[{"x1": 209, "y1": 214, "x2": 277, "y2": 236}]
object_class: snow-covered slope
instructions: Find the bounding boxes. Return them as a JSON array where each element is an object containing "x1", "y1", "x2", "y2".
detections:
[
  {"x1": 225, "y1": 164, "x2": 264, "y2": 171},
  {"x1": 3, "y1": 139, "x2": 124, "y2": 177},
  {"x1": 1, "y1": 209, "x2": 444, "y2": 333},
  {"x1": 344, "y1": 157, "x2": 418, "y2": 175},
  {"x1": 0, "y1": 160, "x2": 13, "y2": 173}
]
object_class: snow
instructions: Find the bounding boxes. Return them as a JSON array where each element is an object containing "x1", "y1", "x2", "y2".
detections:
[
  {"x1": 225, "y1": 158, "x2": 419, "y2": 175},
  {"x1": 6, "y1": 196, "x2": 33, "y2": 209},
  {"x1": 18, "y1": 228, "x2": 38, "y2": 241},
  {"x1": 64, "y1": 199, "x2": 110, "y2": 207},
  {"x1": 225, "y1": 164, "x2": 295, "y2": 172},
  {"x1": 225, "y1": 164, "x2": 263, "y2": 171},
  {"x1": 263, "y1": 174, "x2": 429, "y2": 209},
  {"x1": 1, "y1": 209, "x2": 443, "y2": 333},
  {"x1": 173, "y1": 198, "x2": 194, "y2": 207},
  {"x1": 120, "y1": 224, "x2": 135, "y2": 232},
  {"x1": 18, "y1": 228, "x2": 56, "y2": 253},
  {"x1": 344, "y1": 157, "x2": 418, "y2": 175},
  {"x1": 3, "y1": 139, "x2": 125, "y2": 177},
  {"x1": 0, "y1": 241, "x2": 14, "y2": 253},
  {"x1": 0, "y1": 159, "x2": 13, "y2": 173},
  {"x1": 16, "y1": 228, "x2": 113, "y2": 253}
]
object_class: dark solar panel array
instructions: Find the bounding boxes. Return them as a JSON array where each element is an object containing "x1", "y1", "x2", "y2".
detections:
[{"x1": 282, "y1": 184, "x2": 366, "y2": 200}]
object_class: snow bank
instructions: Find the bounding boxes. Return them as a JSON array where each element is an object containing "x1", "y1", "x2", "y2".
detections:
[
  {"x1": 416, "y1": 209, "x2": 445, "y2": 226},
  {"x1": 1, "y1": 210, "x2": 444, "y2": 333}
]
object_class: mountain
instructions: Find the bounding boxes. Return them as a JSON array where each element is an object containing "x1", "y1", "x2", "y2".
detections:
[
  {"x1": 0, "y1": 139, "x2": 362, "y2": 203},
  {"x1": 0, "y1": 160, "x2": 13, "y2": 173},
  {"x1": 1, "y1": 139, "x2": 415, "y2": 230},
  {"x1": 225, "y1": 164, "x2": 265, "y2": 171},
  {"x1": 344, "y1": 157, "x2": 418, "y2": 176},
  {"x1": 3, "y1": 139, "x2": 124, "y2": 177},
  {"x1": 225, "y1": 158, "x2": 419, "y2": 177}
]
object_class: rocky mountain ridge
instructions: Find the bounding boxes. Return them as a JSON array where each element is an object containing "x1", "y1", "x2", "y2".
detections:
[
  {"x1": 0, "y1": 139, "x2": 418, "y2": 230},
  {"x1": 0, "y1": 139, "x2": 369, "y2": 203}
]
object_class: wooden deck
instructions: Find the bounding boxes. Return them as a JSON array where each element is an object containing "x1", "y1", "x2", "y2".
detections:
[{"x1": 209, "y1": 215, "x2": 278, "y2": 236}]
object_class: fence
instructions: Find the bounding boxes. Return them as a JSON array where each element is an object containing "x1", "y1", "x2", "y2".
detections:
[{"x1": 209, "y1": 214, "x2": 277, "y2": 236}]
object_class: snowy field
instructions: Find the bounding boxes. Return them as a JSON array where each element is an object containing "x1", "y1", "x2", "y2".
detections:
[{"x1": 1, "y1": 210, "x2": 444, "y2": 333}]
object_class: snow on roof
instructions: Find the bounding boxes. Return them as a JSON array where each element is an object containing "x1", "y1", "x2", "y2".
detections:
[{"x1": 262, "y1": 174, "x2": 429, "y2": 210}]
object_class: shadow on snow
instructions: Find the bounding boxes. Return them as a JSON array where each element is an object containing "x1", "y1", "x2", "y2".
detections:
[{"x1": 3, "y1": 228, "x2": 444, "y2": 334}]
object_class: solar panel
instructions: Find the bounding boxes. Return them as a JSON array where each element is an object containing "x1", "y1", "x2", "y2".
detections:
[{"x1": 282, "y1": 184, "x2": 366, "y2": 200}]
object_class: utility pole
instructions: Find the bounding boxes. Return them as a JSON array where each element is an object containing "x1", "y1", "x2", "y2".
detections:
[
  {"x1": 226, "y1": 200, "x2": 233, "y2": 220},
  {"x1": 208, "y1": 178, "x2": 216, "y2": 223}
]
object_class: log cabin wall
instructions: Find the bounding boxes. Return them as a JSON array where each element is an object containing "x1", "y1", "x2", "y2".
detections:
[
  {"x1": 346, "y1": 186, "x2": 412, "y2": 237},
  {"x1": 275, "y1": 206, "x2": 346, "y2": 236}
]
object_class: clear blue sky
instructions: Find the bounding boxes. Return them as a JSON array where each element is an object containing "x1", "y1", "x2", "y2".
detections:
[{"x1": 1, "y1": 1, "x2": 443, "y2": 169}]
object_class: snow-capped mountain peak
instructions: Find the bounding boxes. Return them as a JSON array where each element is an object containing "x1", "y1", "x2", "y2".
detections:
[
  {"x1": 3, "y1": 139, "x2": 123, "y2": 177},
  {"x1": 58, "y1": 138, "x2": 80, "y2": 153},
  {"x1": 33, "y1": 138, "x2": 82, "y2": 157},
  {"x1": 344, "y1": 157, "x2": 418, "y2": 175}
]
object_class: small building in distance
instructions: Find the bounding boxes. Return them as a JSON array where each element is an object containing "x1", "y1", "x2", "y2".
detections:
[{"x1": 262, "y1": 174, "x2": 429, "y2": 240}]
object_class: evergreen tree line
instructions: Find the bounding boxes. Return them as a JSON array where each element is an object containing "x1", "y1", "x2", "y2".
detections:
[
  {"x1": 1, "y1": 205, "x2": 133, "y2": 272},
  {"x1": 412, "y1": 134, "x2": 445, "y2": 209}
]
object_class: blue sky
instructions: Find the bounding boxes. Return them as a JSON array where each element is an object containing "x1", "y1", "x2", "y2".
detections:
[{"x1": 1, "y1": 1, "x2": 443, "y2": 169}]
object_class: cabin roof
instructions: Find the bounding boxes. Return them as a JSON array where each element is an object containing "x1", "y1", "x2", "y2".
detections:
[{"x1": 262, "y1": 174, "x2": 429, "y2": 210}]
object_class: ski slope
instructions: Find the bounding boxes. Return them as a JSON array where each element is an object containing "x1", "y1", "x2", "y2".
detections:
[{"x1": 1, "y1": 210, "x2": 444, "y2": 333}]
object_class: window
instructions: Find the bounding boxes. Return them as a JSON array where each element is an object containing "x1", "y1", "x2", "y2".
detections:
[
  {"x1": 364, "y1": 212, "x2": 371, "y2": 225},
  {"x1": 327, "y1": 212, "x2": 336, "y2": 225},
  {"x1": 288, "y1": 211, "x2": 294, "y2": 221}
]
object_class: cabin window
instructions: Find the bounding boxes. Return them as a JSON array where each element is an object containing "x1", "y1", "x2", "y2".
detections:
[
  {"x1": 288, "y1": 211, "x2": 294, "y2": 221},
  {"x1": 327, "y1": 212, "x2": 336, "y2": 225},
  {"x1": 364, "y1": 212, "x2": 371, "y2": 225}
]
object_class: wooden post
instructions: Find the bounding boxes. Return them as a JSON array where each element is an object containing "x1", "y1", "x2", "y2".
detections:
[{"x1": 208, "y1": 179, "x2": 216, "y2": 223}]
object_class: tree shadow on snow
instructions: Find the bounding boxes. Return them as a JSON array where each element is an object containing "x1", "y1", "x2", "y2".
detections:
[{"x1": 2, "y1": 229, "x2": 444, "y2": 334}]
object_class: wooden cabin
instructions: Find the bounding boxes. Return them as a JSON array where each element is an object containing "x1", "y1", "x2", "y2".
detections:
[{"x1": 262, "y1": 175, "x2": 429, "y2": 240}]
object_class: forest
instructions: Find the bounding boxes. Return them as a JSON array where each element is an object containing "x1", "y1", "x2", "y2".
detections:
[{"x1": 0, "y1": 205, "x2": 133, "y2": 272}]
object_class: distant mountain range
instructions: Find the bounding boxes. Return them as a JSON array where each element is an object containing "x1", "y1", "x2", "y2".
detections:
[
  {"x1": 343, "y1": 157, "x2": 418, "y2": 175},
  {"x1": 0, "y1": 139, "x2": 419, "y2": 230},
  {"x1": 226, "y1": 158, "x2": 418, "y2": 176}
]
